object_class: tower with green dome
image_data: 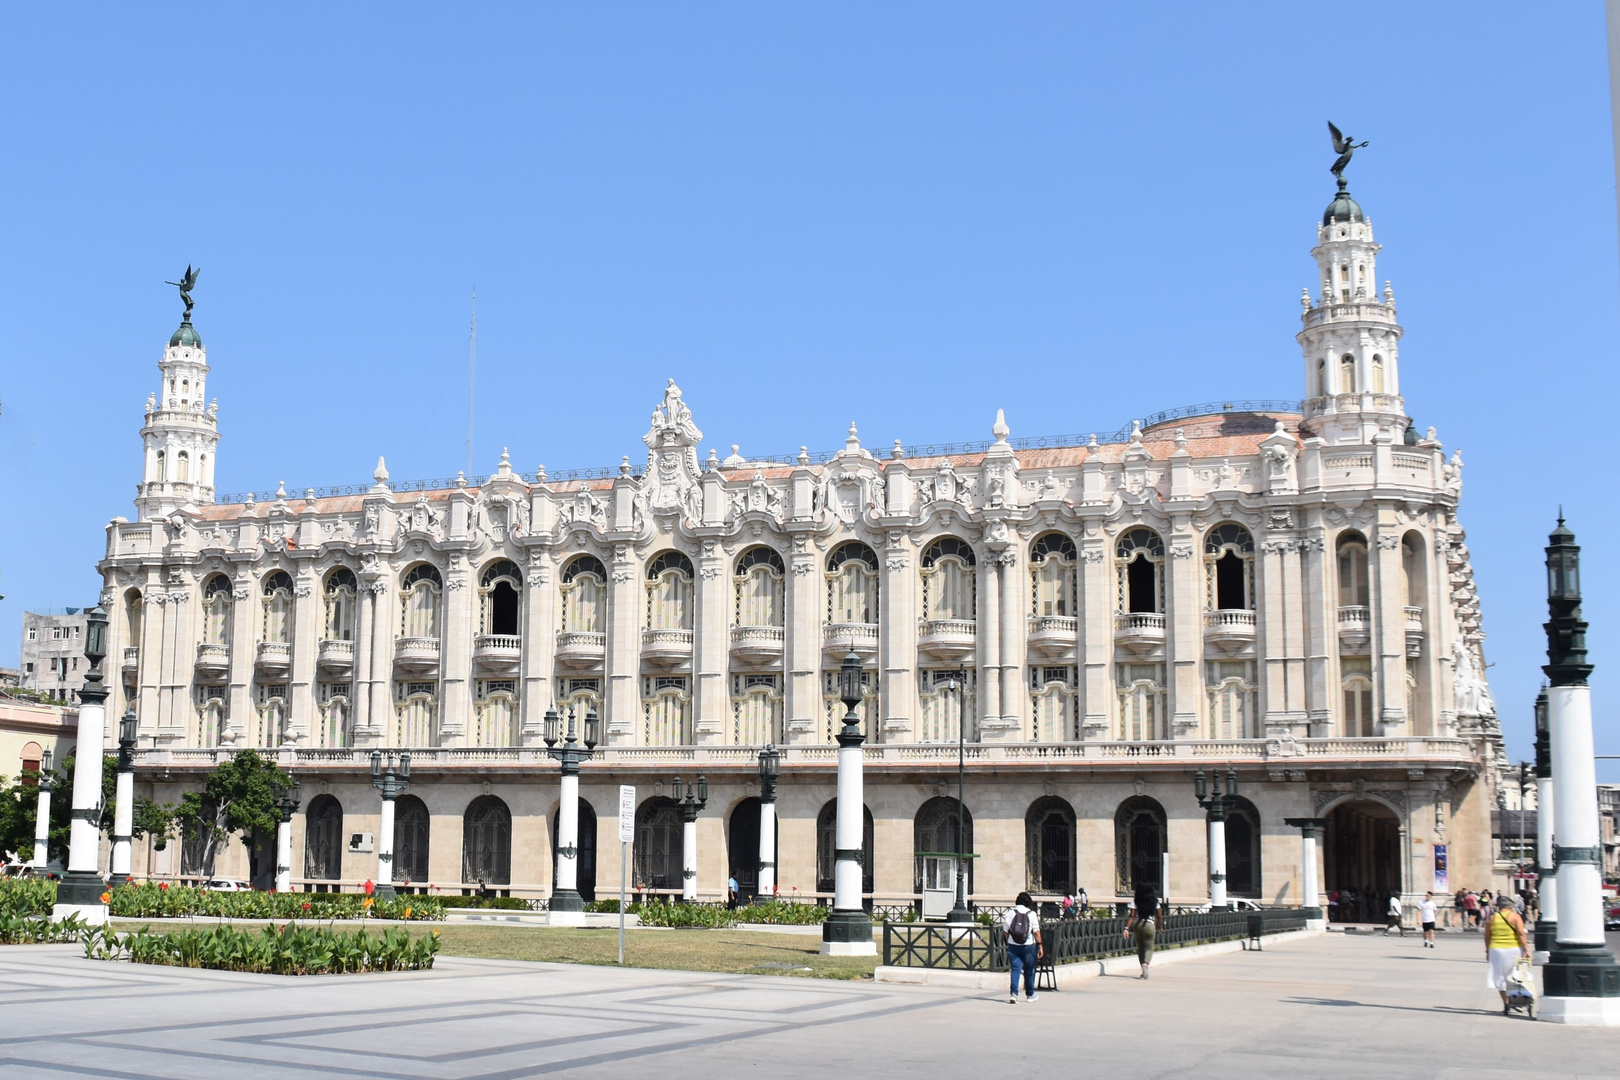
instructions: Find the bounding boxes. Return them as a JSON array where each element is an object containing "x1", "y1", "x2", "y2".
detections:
[{"x1": 135, "y1": 278, "x2": 219, "y2": 519}]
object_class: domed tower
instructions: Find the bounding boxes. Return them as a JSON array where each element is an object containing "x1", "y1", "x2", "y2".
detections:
[
  {"x1": 1297, "y1": 174, "x2": 1407, "y2": 444},
  {"x1": 134, "y1": 273, "x2": 219, "y2": 519}
]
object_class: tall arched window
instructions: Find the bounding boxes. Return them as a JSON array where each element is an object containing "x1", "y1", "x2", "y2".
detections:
[
  {"x1": 261, "y1": 571, "x2": 293, "y2": 643},
  {"x1": 317, "y1": 682, "x2": 351, "y2": 748},
  {"x1": 815, "y1": 799, "x2": 873, "y2": 895},
  {"x1": 1316, "y1": 358, "x2": 1327, "y2": 397},
  {"x1": 826, "y1": 541, "x2": 879, "y2": 624},
  {"x1": 1371, "y1": 354, "x2": 1385, "y2": 393},
  {"x1": 734, "y1": 546, "x2": 785, "y2": 627},
  {"x1": 918, "y1": 668, "x2": 974, "y2": 743},
  {"x1": 304, "y1": 795, "x2": 344, "y2": 881},
  {"x1": 176, "y1": 451, "x2": 190, "y2": 483},
  {"x1": 394, "y1": 794, "x2": 430, "y2": 885},
  {"x1": 914, "y1": 796, "x2": 973, "y2": 894},
  {"x1": 474, "y1": 681, "x2": 519, "y2": 747},
  {"x1": 1336, "y1": 532, "x2": 1370, "y2": 608},
  {"x1": 1204, "y1": 523, "x2": 1254, "y2": 610},
  {"x1": 1116, "y1": 662, "x2": 1166, "y2": 741},
  {"x1": 1400, "y1": 533, "x2": 1426, "y2": 612},
  {"x1": 1341, "y1": 659, "x2": 1375, "y2": 736},
  {"x1": 479, "y1": 560, "x2": 522, "y2": 637},
  {"x1": 1030, "y1": 533, "x2": 1077, "y2": 617},
  {"x1": 154, "y1": 449, "x2": 165, "y2": 480},
  {"x1": 201, "y1": 575, "x2": 232, "y2": 645},
  {"x1": 1029, "y1": 665, "x2": 1076, "y2": 742},
  {"x1": 196, "y1": 686, "x2": 227, "y2": 748},
  {"x1": 1115, "y1": 796, "x2": 1167, "y2": 894},
  {"x1": 1225, "y1": 796, "x2": 1262, "y2": 898},
  {"x1": 324, "y1": 568, "x2": 357, "y2": 641},
  {"x1": 1026, "y1": 796, "x2": 1077, "y2": 895},
  {"x1": 1340, "y1": 354, "x2": 1357, "y2": 393},
  {"x1": 645, "y1": 550, "x2": 694, "y2": 630},
  {"x1": 731, "y1": 673, "x2": 782, "y2": 745},
  {"x1": 560, "y1": 555, "x2": 606, "y2": 633},
  {"x1": 633, "y1": 796, "x2": 682, "y2": 890},
  {"x1": 462, "y1": 795, "x2": 512, "y2": 885},
  {"x1": 920, "y1": 537, "x2": 976, "y2": 620},
  {"x1": 1207, "y1": 660, "x2": 1256, "y2": 739},
  {"x1": 643, "y1": 675, "x2": 692, "y2": 745},
  {"x1": 256, "y1": 684, "x2": 288, "y2": 747},
  {"x1": 400, "y1": 564, "x2": 442, "y2": 638},
  {"x1": 124, "y1": 588, "x2": 143, "y2": 647},
  {"x1": 1116, "y1": 528, "x2": 1164, "y2": 614},
  {"x1": 395, "y1": 681, "x2": 438, "y2": 747}
]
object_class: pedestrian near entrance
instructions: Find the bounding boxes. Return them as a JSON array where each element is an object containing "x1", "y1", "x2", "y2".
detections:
[
  {"x1": 1122, "y1": 880, "x2": 1159, "y2": 979},
  {"x1": 1385, "y1": 892, "x2": 1405, "y2": 936},
  {"x1": 1482, "y1": 893, "x2": 1530, "y2": 1015},
  {"x1": 1003, "y1": 891, "x2": 1043, "y2": 1003},
  {"x1": 727, "y1": 875, "x2": 738, "y2": 908},
  {"x1": 1077, "y1": 885, "x2": 1089, "y2": 914},
  {"x1": 1419, "y1": 891, "x2": 1438, "y2": 948}
]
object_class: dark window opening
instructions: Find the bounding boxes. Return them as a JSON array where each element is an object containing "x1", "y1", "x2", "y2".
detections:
[
  {"x1": 1127, "y1": 556, "x2": 1157, "y2": 613},
  {"x1": 490, "y1": 581, "x2": 519, "y2": 636},
  {"x1": 1215, "y1": 551, "x2": 1246, "y2": 609}
]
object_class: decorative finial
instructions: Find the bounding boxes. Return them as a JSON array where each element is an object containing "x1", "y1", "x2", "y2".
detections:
[
  {"x1": 845, "y1": 423, "x2": 860, "y2": 453},
  {"x1": 991, "y1": 409, "x2": 1010, "y2": 442},
  {"x1": 892, "y1": 439, "x2": 904, "y2": 460},
  {"x1": 456, "y1": 471, "x2": 467, "y2": 488},
  {"x1": 707, "y1": 448, "x2": 720, "y2": 471},
  {"x1": 797, "y1": 446, "x2": 810, "y2": 466},
  {"x1": 1301, "y1": 288, "x2": 1312, "y2": 311},
  {"x1": 535, "y1": 464, "x2": 547, "y2": 483},
  {"x1": 1087, "y1": 433, "x2": 1098, "y2": 449},
  {"x1": 164, "y1": 264, "x2": 201, "y2": 321},
  {"x1": 1383, "y1": 280, "x2": 1395, "y2": 305},
  {"x1": 305, "y1": 488, "x2": 316, "y2": 503},
  {"x1": 1327, "y1": 121, "x2": 1368, "y2": 182},
  {"x1": 373, "y1": 456, "x2": 389, "y2": 484},
  {"x1": 620, "y1": 455, "x2": 633, "y2": 477},
  {"x1": 275, "y1": 480, "x2": 286, "y2": 500}
]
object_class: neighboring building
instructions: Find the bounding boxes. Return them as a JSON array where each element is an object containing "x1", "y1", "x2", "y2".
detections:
[
  {"x1": 102, "y1": 169, "x2": 1506, "y2": 904},
  {"x1": 0, "y1": 689, "x2": 77, "y2": 785},
  {"x1": 19, "y1": 609, "x2": 91, "y2": 703},
  {"x1": 1600, "y1": 784, "x2": 1620, "y2": 884},
  {"x1": 0, "y1": 667, "x2": 20, "y2": 688}
]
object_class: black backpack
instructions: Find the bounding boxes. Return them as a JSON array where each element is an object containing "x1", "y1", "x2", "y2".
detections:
[{"x1": 1008, "y1": 908, "x2": 1031, "y2": 945}]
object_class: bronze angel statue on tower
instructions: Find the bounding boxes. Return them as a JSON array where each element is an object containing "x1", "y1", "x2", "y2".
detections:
[
  {"x1": 166, "y1": 264, "x2": 201, "y2": 319},
  {"x1": 1328, "y1": 122, "x2": 1368, "y2": 180}
]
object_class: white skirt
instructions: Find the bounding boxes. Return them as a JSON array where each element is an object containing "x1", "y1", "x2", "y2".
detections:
[{"x1": 1485, "y1": 947, "x2": 1519, "y2": 990}]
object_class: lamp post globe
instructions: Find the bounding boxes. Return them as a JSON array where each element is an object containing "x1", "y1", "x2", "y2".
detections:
[
  {"x1": 53, "y1": 604, "x2": 112, "y2": 924},
  {"x1": 821, "y1": 649, "x2": 876, "y2": 955}
]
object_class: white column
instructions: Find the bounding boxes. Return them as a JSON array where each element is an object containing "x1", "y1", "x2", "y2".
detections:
[
  {"x1": 31, "y1": 786, "x2": 52, "y2": 868},
  {"x1": 377, "y1": 796, "x2": 396, "y2": 893},
  {"x1": 682, "y1": 816, "x2": 698, "y2": 901},
  {"x1": 833, "y1": 744, "x2": 862, "y2": 907},
  {"x1": 758, "y1": 798, "x2": 777, "y2": 896},
  {"x1": 1550, "y1": 685, "x2": 1602, "y2": 946},
  {"x1": 275, "y1": 817, "x2": 293, "y2": 893},
  {"x1": 551, "y1": 769, "x2": 587, "y2": 925},
  {"x1": 1207, "y1": 814, "x2": 1227, "y2": 908},
  {"x1": 110, "y1": 768, "x2": 134, "y2": 879},
  {"x1": 1301, "y1": 831, "x2": 1320, "y2": 920},
  {"x1": 1535, "y1": 772, "x2": 1557, "y2": 962},
  {"x1": 53, "y1": 687, "x2": 109, "y2": 924}
]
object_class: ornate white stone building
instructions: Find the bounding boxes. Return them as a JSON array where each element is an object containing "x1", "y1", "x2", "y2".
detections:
[{"x1": 103, "y1": 175, "x2": 1507, "y2": 910}]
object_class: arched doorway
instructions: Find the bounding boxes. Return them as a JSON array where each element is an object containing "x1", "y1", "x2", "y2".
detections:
[
  {"x1": 728, "y1": 798, "x2": 782, "y2": 903},
  {"x1": 463, "y1": 795, "x2": 512, "y2": 886},
  {"x1": 1224, "y1": 796, "x2": 1262, "y2": 899},
  {"x1": 395, "y1": 795, "x2": 430, "y2": 886},
  {"x1": 634, "y1": 796, "x2": 682, "y2": 891},
  {"x1": 304, "y1": 795, "x2": 344, "y2": 882},
  {"x1": 551, "y1": 800, "x2": 598, "y2": 902},
  {"x1": 1115, "y1": 796, "x2": 1166, "y2": 895},
  {"x1": 817, "y1": 800, "x2": 874, "y2": 896},
  {"x1": 914, "y1": 796, "x2": 972, "y2": 894},
  {"x1": 1325, "y1": 800, "x2": 1402, "y2": 923},
  {"x1": 1025, "y1": 796, "x2": 1077, "y2": 895}
]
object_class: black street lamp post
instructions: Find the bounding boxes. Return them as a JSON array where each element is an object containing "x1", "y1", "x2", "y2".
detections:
[
  {"x1": 670, "y1": 773, "x2": 708, "y2": 901},
  {"x1": 31, "y1": 748, "x2": 54, "y2": 870},
  {"x1": 1195, "y1": 768, "x2": 1240, "y2": 910},
  {"x1": 544, "y1": 705, "x2": 600, "y2": 917},
  {"x1": 53, "y1": 604, "x2": 111, "y2": 922},
  {"x1": 943, "y1": 667, "x2": 972, "y2": 924},
  {"x1": 820, "y1": 649, "x2": 876, "y2": 955},
  {"x1": 369, "y1": 750, "x2": 411, "y2": 901},
  {"x1": 271, "y1": 777, "x2": 302, "y2": 893},
  {"x1": 757, "y1": 744, "x2": 781, "y2": 898},
  {"x1": 1533, "y1": 686, "x2": 1557, "y2": 955},
  {"x1": 110, "y1": 707, "x2": 138, "y2": 883}
]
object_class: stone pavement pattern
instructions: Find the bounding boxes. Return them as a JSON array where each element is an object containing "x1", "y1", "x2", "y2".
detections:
[{"x1": 0, "y1": 931, "x2": 1613, "y2": 1079}]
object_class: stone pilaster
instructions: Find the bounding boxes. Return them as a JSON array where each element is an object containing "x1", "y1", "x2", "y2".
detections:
[
  {"x1": 1167, "y1": 520, "x2": 1202, "y2": 738},
  {"x1": 880, "y1": 531, "x2": 915, "y2": 741},
  {"x1": 605, "y1": 543, "x2": 641, "y2": 743},
  {"x1": 694, "y1": 539, "x2": 727, "y2": 744},
  {"x1": 784, "y1": 534, "x2": 820, "y2": 745}
]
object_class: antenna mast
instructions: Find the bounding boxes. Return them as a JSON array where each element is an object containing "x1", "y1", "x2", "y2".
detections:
[{"x1": 466, "y1": 291, "x2": 476, "y2": 476}]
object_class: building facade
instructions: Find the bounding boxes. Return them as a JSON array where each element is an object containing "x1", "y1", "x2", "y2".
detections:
[
  {"x1": 19, "y1": 609, "x2": 91, "y2": 703},
  {"x1": 102, "y1": 176, "x2": 1507, "y2": 908}
]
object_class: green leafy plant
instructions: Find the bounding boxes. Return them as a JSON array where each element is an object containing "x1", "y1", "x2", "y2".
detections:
[
  {"x1": 104, "y1": 882, "x2": 443, "y2": 921},
  {"x1": 80, "y1": 922, "x2": 441, "y2": 975},
  {"x1": 434, "y1": 895, "x2": 534, "y2": 911},
  {"x1": 0, "y1": 878, "x2": 57, "y2": 918},
  {"x1": 0, "y1": 912, "x2": 82, "y2": 944},
  {"x1": 733, "y1": 900, "x2": 830, "y2": 925},
  {"x1": 633, "y1": 901, "x2": 741, "y2": 929}
]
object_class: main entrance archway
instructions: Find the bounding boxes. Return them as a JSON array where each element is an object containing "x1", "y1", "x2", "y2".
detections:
[{"x1": 1324, "y1": 800, "x2": 1402, "y2": 923}]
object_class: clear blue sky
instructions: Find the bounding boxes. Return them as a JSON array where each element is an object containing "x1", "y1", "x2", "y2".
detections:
[{"x1": 2, "y1": 3, "x2": 1616, "y2": 776}]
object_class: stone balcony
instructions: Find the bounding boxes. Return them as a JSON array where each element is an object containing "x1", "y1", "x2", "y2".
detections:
[
  {"x1": 254, "y1": 641, "x2": 291, "y2": 677},
  {"x1": 823, "y1": 622, "x2": 879, "y2": 659},
  {"x1": 1026, "y1": 615, "x2": 1078, "y2": 659},
  {"x1": 473, "y1": 634, "x2": 522, "y2": 674},
  {"x1": 730, "y1": 625, "x2": 785, "y2": 663},
  {"x1": 121, "y1": 647, "x2": 140, "y2": 676},
  {"x1": 194, "y1": 643, "x2": 230, "y2": 677},
  {"x1": 1113, "y1": 612, "x2": 1165, "y2": 655},
  {"x1": 1337, "y1": 605, "x2": 1371, "y2": 655},
  {"x1": 317, "y1": 638, "x2": 355, "y2": 674},
  {"x1": 641, "y1": 628, "x2": 694, "y2": 667},
  {"x1": 394, "y1": 636, "x2": 441, "y2": 674},
  {"x1": 1203, "y1": 609, "x2": 1256, "y2": 653},
  {"x1": 918, "y1": 618, "x2": 976, "y2": 661},
  {"x1": 555, "y1": 630, "x2": 606, "y2": 668},
  {"x1": 1404, "y1": 606, "x2": 1424, "y2": 657}
]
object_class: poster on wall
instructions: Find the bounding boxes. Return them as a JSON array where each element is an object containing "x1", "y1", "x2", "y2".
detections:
[{"x1": 1433, "y1": 844, "x2": 1448, "y2": 892}]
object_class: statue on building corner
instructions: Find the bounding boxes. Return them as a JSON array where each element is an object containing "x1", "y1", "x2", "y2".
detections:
[
  {"x1": 165, "y1": 264, "x2": 201, "y2": 320},
  {"x1": 1327, "y1": 122, "x2": 1368, "y2": 180}
]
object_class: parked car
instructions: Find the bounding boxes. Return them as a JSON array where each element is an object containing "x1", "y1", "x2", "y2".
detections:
[
  {"x1": 1605, "y1": 900, "x2": 1620, "y2": 932},
  {"x1": 204, "y1": 878, "x2": 252, "y2": 892},
  {"x1": 1186, "y1": 898, "x2": 1264, "y2": 914}
]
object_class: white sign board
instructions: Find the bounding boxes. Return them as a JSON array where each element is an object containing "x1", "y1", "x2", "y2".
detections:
[{"x1": 619, "y1": 785, "x2": 636, "y2": 843}]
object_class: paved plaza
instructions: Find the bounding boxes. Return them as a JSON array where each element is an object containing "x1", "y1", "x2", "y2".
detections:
[{"x1": 1, "y1": 930, "x2": 1614, "y2": 1079}]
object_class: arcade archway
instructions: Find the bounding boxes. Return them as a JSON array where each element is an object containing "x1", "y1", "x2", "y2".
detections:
[{"x1": 1324, "y1": 800, "x2": 1402, "y2": 923}]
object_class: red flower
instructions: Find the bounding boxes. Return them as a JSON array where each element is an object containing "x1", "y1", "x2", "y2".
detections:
[
  {"x1": 301, "y1": 902, "x2": 311, "y2": 910},
  {"x1": 158, "y1": 881, "x2": 169, "y2": 890}
]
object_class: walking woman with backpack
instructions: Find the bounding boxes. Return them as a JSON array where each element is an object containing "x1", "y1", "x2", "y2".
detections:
[{"x1": 1003, "y1": 892, "x2": 1043, "y2": 1003}]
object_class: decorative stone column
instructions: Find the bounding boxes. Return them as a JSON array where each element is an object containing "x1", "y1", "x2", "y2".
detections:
[
  {"x1": 694, "y1": 539, "x2": 727, "y2": 745},
  {"x1": 821, "y1": 650, "x2": 876, "y2": 956},
  {"x1": 1284, "y1": 817, "x2": 1327, "y2": 928},
  {"x1": 54, "y1": 606, "x2": 111, "y2": 925},
  {"x1": 784, "y1": 532, "x2": 820, "y2": 745},
  {"x1": 1372, "y1": 515, "x2": 1407, "y2": 735}
]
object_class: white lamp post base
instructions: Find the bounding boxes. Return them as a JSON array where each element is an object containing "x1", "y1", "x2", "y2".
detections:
[
  {"x1": 547, "y1": 909, "x2": 588, "y2": 927},
  {"x1": 51, "y1": 902, "x2": 108, "y2": 926},
  {"x1": 819, "y1": 939, "x2": 877, "y2": 956},
  {"x1": 1538, "y1": 995, "x2": 1620, "y2": 1026}
]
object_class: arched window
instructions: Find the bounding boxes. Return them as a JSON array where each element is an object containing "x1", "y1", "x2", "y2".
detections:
[
  {"x1": 324, "y1": 568, "x2": 357, "y2": 641},
  {"x1": 1341, "y1": 660, "x2": 1375, "y2": 736},
  {"x1": 124, "y1": 588, "x2": 143, "y2": 649},
  {"x1": 1116, "y1": 662, "x2": 1166, "y2": 741},
  {"x1": 643, "y1": 675, "x2": 692, "y2": 746},
  {"x1": 914, "y1": 796, "x2": 973, "y2": 894},
  {"x1": 394, "y1": 794, "x2": 430, "y2": 885},
  {"x1": 176, "y1": 451, "x2": 190, "y2": 483},
  {"x1": 474, "y1": 681, "x2": 519, "y2": 748},
  {"x1": 395, "y1": 682, "x2": 438, "y2": 747},
  {"x1": 1029, "y1": 665, "x2": 1076, "y2": 742},
  {"x1": 317, "y1": 682, "x2": 351, "y2": 748},
  {"x1": 261, "y1": 571, "x2": 293, "y2": 643},
  {"x1": 1316, "y1": 358, "x2": 1327, "y2": 397},
  {"x1": 400, "y1": 563, "x2": 442, "y2": 638},
  {"x1": 196, "y1": 686, "x2": 227, "y2": 748},
  {"x1": 1026, "y1": 796, "x2": 1077, "y2": 895},
  {"x1": 826, "y1": 541, "x2": 879, "y2": 624},
  {"x1": 462, "y1": 795, "x2": 512, "y2": 885},
  {"x1": 202, "y1": 575, "x2": 232, "y2": 646},
  {"x1": 1115, "y1": 528, "x2": 1163, "y2": 614},
  {"x1": 633, "y1": 796, "x2": 682, "y2": 890},
  {"x1": 645, "y1": 550, "x2": 694, "y2": 631},
  {"x1": 1030, "y1": 533, "x2": 1077, "y2": 618},
  {"x1": 1225, "y1": 796, "x2": 1262, "y2": 898},
  {"x1": 1371, "y1": 354, "x2": 1385, "y2": 393},
  {"x1": 155, "y1": 449, "x2": 165, "y2": 480},
  {"x1": 560, "y1": 555, "x2": 606, "y2": 633},
  {"x1": 1400, "y1": 533, "x2": 1426, "y2": 612},
  {"x1": 920, "y1": 537, "x2": 976, "y2": 621},
  {"x1": 558, "y1": 678, "x2": 602, "y2": 725},
  {"x1": 734, "y1": 546, "x2": 785, "y2": 627},
  {"x1": 1336, "y1": 532, "x2": 1370, "y2": 608},
  {"x1": 1115, "y1": 796, "x2": 1167, "y2": 894},
  {"x1": 1340, "y1": 354, "x2": 1357, "y2": 394},
  {"x1": 1203, "y1": 524, "x2": 1254, "y2": 610},
  {"x1": 815, "y1": 799, "x2": 873, "y2": 895},
  {"x1": 1207, "y1": 660, "x2": 1256, "y2": 739},
  {"x1": 256, "y1": 684, "x2": 288, "y2": 748},
  {"x1": 479, "y1": 560, "x2": 522, "y2": 637},
  {"x1": 731, "y1": 673, "x2": 782, "y2": 745},
  {"x1": 304, "y1": 795, "x2": 344, "y2": 880}
]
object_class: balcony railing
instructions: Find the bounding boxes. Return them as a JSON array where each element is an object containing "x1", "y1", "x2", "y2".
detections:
[
  {"x1": 555, "y1": 630, "x2": 606, "y2": 668},
  {"x1": 472, "y1": 634, "x2": 522, "y2": 674},
  {"x1": 394, "y1": 636, "x2": 441, "y2": 673},
  {"x1": 194, "y1": 643, "x2": 230, "y2": 676},
  {"x1": 121, "y1": 646, "x2": 140, "y2": 675},
  {"x1": 1113, "y1": 612, "x2": 1165, "y2": 655},
  {"x1": 1203, "y1": 609, "x2": 1256, "y2": 652},
  {"x1": 254, "y1": 641, "x2": 291, "y2": 676},
  {"x1": 1026, "y1": 615, "x2": 1078, "y2": 658},
  {"x1": 1404, "y1": 606, "x2": 1424, "y2": 658},
  {"x1": 317, "y1": 638, "x2": 355, "y2": 673},
  {"x1": 918, "y1": 618, "x2": 976, "y2": 661},
  {"x1": 823, "y1": 622, "x2": 879, "y2": 658},
  {"x1": 730, "y1": 625, "x2": 785, "y2": 662},
  {"x1": 641, "y1": 628, "x2": 694, "y2": 667},
  {"x1": 1337, "y1": 605, "x2": 1371, "y2": 655}
]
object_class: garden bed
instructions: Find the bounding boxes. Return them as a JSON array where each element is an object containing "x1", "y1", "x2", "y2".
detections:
[{"x1": 82, "y1": 922, "x2": 440, "y2": 975}]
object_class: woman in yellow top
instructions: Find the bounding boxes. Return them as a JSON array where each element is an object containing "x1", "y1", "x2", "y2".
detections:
[{"x1": 1483, "y1": 893, "x2": 1530, "y2": 1014}]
